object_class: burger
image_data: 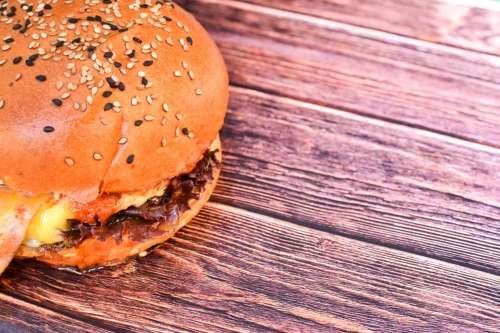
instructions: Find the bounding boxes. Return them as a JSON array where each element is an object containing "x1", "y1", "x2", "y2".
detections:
[{"x1": 0, "y1": 0, "x2": 228, "y2": 274}]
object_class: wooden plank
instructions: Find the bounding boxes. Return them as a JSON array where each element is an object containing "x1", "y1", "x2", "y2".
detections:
[
  {"x1": 236, "y1": 0, "x2": 500, "y2": 56},
  {"x1": 0, "y1": 292, "x2": 110, "y2": 333},
  {"x1": 1, "y1": 204, "x2": 500, "y2": 332},
  {"x1": 177, "y1": 0, "x2": 500, "y2": 147},
  {"x1": 211, "y1": 87, "x2": 500, "y2": 274}
]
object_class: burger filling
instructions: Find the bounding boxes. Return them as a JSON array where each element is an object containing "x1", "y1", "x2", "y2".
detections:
[{"x1": 0, "y1": 150, "x2": 219, "y2": 251}]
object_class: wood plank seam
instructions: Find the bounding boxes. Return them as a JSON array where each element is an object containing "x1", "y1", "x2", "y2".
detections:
[
  {"x1": 212, "y1": 0, "x2": 500, "y2": 61},
  {"x1": 229, "y1": 85, "x2": 500, "y2": 158},
  {"x1": 235, "y1": 0, "x2": 500, "y2": 58},
  {"x1": 205, "y1": 202, "x2": 500, "y2": 278},
  {"x1": 0, "y1": 289, "x2": 123, "y2": 333}
]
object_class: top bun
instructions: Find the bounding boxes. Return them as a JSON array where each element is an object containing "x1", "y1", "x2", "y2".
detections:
[{"x1": 0, "y1": 1, "x2": 228, "y2": 202}]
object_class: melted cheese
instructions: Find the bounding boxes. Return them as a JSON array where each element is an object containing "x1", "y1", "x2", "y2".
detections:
[
  {"x1": 0, "y1": 182, "x2": 168, "y2": 249},
  {"x1": 0, "y1": 188, "x2": 50, "y2": 273},
  {"x1": 23, "y1": 200, "x2": 74, "y2": 247}
]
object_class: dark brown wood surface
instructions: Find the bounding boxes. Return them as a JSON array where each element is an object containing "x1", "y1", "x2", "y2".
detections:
[{"x1": 2, "y1": 1, "x2": 500, "y2": 332}]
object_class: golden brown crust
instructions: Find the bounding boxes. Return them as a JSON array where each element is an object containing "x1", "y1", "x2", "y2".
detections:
[
  {"x1": 0, "y1": 2, "x2": 228, "y2": 202},
  {"x1": 16, "y1": 139, "x2": 221, "y2": 270}
]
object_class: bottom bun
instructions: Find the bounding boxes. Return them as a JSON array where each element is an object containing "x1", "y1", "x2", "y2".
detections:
[{"x1": 16, "y1": 138, "x2": 221, "y2": 271}]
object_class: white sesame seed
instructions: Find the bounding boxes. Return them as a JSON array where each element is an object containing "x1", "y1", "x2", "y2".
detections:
[
  {"x1": 118, "y1": 137, "x2": 128, "y2": 145},
  {"x1": 56, "y1": 81, "x2": 64, "y2": 90},
  {"x1": 0, "y1": 99, "x2": 5, "y2": 109},
  {"x1": 162, "y1": 103, "x2": 169, "y2": 112},
  {"x1": 93, "y1": 153, "x2": 103, "y2": 161},
  {"x1": 131, "y1": 97, "x2": 138, "y2": 106},
  {"x1": 91, "y1": 86, "x2": 98, "y2": 95},
  {"x1": 137, "y1": 71, "x2": 145, "y2": 77},
  {"x1": 144, "y1": 115, "x2": 155, "y2": 121},
  {"x1": 188, "y1": 71, "x2": 195, "y2": 80},
  {"x1": 86, "y1": 96, "x2": 93, "y2": 104},
  {"x1": 146, "y1": 95, "x2": 153, "y2": 104},
  {"x1": 195, "y1": 88, "x2": 203, "y2": 95},
  {"x1": 161, "y1": 137, "x2": 167, "y2": 147},
  {"x1": 64, "y1": 157, "x2": 75, "y2": 166},
  {"x1": 174, "y1": 70, "x2": 182, "y2": 77},
  {"x1": 182, "y1": 61, "x2": 188, "y2": 69},
  {"x1": 175, "y1": 113, "x2": 183, "y2": 120},
  {"x1": 61, "y1": 92, "x2": 71, "y2": 99}
]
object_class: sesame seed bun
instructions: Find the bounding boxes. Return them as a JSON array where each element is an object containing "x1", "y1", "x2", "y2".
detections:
[
  {"x1": 15, "y1": 138, "x2": 222, "y2": 270},
  {"x1": 0, "y1": 1, "x2": 228, "y2": 202}
]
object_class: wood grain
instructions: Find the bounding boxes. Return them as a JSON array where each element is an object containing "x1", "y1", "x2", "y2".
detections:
[
  {"x1": 211, "y1": 87, "x2": 500, "y2": 274},
  {"x1": 238, "y1": 0, "x2": 500, "y2": 56},
  {"x1": 0, "y1": 292, "x2": 110, "y2": 333},
  {"x1": 178, "y1": 0, "x2": 500, "y2": 147},
  {"x1": 2, "y1": 203, "x2": 500, "y2": 333}
]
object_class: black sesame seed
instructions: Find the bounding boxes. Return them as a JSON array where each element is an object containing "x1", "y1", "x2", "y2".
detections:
[
  {"x1": 186, "y1": 36, "x2": 193, "y2": 45},
  {"x1": 102, "y1": 90, "x2": 112, "y2": 97},
  {"x1": 102, "y1": 0, "x2": 112, "y2": 4},
  {"x1": 6, "y1": 11, "x2": 15, "y2": 17},
  {"x1": 182, "y1": 128, "x2": 189, "y2": 135},
  {"x1": 44, "y1": 4, "x2": 52, "y2": 10},
  {"x1": 163, "y1": 16, "x2": 172, "y2": 21},
  {"x1": 133, "y1": 37, "x2": 142, "y2": 44},
  {"x1": 28, "y1": 54, "x2": 38, "y2": 61},
  {"x1": 37, "y1": 10, "x2": 44, "y2": 17},
  {"x1": 105, "y1": 23, "x2": 118, "y2": 31},
  {"x1": 55, "y1": 40, "x2": 64, "y2": 48},
  {"x1": 134, "y1": 120, "x2": 143, "y2": 127},
  {"x1": 118, "y1": 27, "x2": 128, "y2": 32},
  {"x1": 43, "y1": 126, "x2": 55, "y2": 133},
  {"x1": 118, "y1": 82, "x2": 125, "y2": 91},
  {"x1": 13, "y1": 23, "x2": 22, "y2": 30},
  {"x1": 25, "y1": 19, "x2": 31, "y2": 27},
  {"x1": 52, "y1": 98, "x2": 62, "y2": 107},
  {"x1": 113, "y1": 61, "x2": 121, "y2": 68},
  {"x1": 94, "y1": 15, "x2": 102, "y2": 22},
  {"x1": 26, "y1": 5, "x2": 33, "y2": 12},
  {"x1": 106, "y1": 77, "x2": 116, "y2": 87},
  {"x1": 126, "y1": 154, "x2": 135, "y2": 164},
  {"x1": 87, "y1": 46, "x2": 96, "y2": 53},
  {"x1": 141, "y1": 77, "x2": 148, "y2": 86},
  {"x1": 67, "y1": 18, "x2": 78, "y2": 23},
  {"x1": 140, "y1": 4, "x2": 149, "y2": 8},
  {"x1": 35, "y1": 74, "x2": 46, "y2": 82},
  {"x1": 71, "y1": 37, "x2": 81, "y2": 44},
  {"x1": 13, "y1": 56, "x2": 22, "y2": 64},
  {"x1": 25, "y1": 59, "x2": 34, "y2": 66},
  {"x1": 104, "y1": 102, "x2": 113, "y2": 111},
  {"x1": 86, "y1": 15, "x2": 95, "y2": 21},
  {"x1": 4, "y1": 37, "x2": 14, "y2": 44},
  {"x1": 19, "y1": 28, "x2": 27, "y2": 34},
  {"x1": 143, "y1": 60, "x2": 153, "y2": 66},
  {"x1": 127, "y1": 50, "x2": 135, "y2": 58},
  {"x1": 103, "y1": 51, "x2": 113, "y2": 58}
]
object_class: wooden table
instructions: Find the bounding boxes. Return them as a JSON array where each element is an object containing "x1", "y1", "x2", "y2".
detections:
[{"x1": 2, "y1": 0, "x2": 500, "y2": 332}]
